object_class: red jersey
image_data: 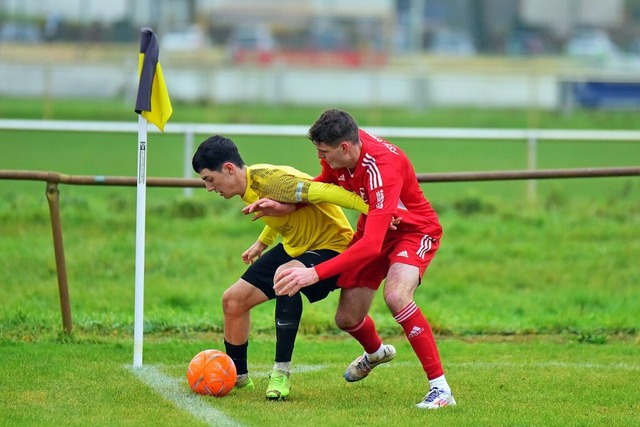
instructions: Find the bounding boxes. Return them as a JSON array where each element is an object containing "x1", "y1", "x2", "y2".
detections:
[{"x1": 313, "y1": 129, "x2": 441, "y2": 281}]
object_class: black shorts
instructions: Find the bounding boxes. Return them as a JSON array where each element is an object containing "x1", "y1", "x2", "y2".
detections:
[{"x1": 241, "y1": 243, "x2": 339, "y2": 303}]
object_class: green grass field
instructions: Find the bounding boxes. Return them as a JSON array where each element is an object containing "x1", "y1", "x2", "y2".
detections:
[
  {"x1": 2, "y1": 336, "x2": 639, "y2": 426},
  {"x1": 1, "y1": 99, "x2": 639, "y2": 426}
]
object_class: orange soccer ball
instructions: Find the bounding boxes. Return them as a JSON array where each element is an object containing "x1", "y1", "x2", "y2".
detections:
[{"x1": 186, "y1": 349, "x2": 237, "y2": 397}]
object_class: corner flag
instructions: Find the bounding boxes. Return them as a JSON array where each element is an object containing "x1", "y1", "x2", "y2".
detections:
[
  {"x1": 132, "y1": 28, "x2": 172, "y2": 367},
  {"x1": 135, "y1": 28, "x2": 172, "y2": 131}
]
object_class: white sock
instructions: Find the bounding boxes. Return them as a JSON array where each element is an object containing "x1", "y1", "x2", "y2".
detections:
[
  {"x1": 274, "y1": 361, "x2": 291, "y2": 373},
  {"x1": 429, "y1": 375, "x2": 451, "y2": 393},
  {"x1": 366, "y1": 344, "x2": 386, "y2": 362}
]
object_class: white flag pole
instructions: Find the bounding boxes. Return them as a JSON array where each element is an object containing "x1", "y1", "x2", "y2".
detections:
[{"x1": 133, "y1": 114, "x2": 148, "y2": 367}]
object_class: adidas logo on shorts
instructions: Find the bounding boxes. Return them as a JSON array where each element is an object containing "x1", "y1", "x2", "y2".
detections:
[{"x1": 396, "y1": 250, "x2": 409, "y2": 258}]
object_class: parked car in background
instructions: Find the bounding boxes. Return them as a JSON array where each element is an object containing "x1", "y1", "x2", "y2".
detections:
[
  {"x1": 565, "y1": 28, "x2": 621, "y2": 59},
  {"x1": 225, "y1": 23, "x2": 387, "y2": 68},
  {"x1": 225, "y1": 25, "x2": 276, "y2": 64},
  {"x1": 162, "y1": 25, "x2": 209, "y2": 51},
  {"x1": 426, "y1": 28, "x2": 477, "y2": 56},
  {"x1": 505, "y1": 29, "x2": 551, "y2": 56},
  {"x1": 0, "y1": 22, "x2": 42, "y2": 43}
]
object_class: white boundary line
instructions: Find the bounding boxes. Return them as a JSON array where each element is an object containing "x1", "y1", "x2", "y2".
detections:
[
  {"x1": 124, "y1": 363, "x2": 331, "y2": 426},
  {"x1": 125, "y1": 365, "x2": 242, "y2": 427}
]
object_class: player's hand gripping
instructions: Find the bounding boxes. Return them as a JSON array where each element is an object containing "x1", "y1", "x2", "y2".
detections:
[
  {"x1": 242, "y1": 198, "x2": 297, "y2": 221},
  {"x1": 274, "y1": 267, "x2": 319, "y2": 296},
  {"x1": 241, "y1": 240, "x2": 268, "y2": 265},
  {"x1": 389, "y1": 216, "x2": 402, "y2": 230}
]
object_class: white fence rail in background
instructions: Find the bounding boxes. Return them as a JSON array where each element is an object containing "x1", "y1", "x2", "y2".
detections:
[{"x1": 2, "y1": 119, "x2": 639, "y2": 199}]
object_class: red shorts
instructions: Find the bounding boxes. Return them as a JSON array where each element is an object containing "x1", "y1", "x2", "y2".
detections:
[{"x1": 336, "y1": 228, "x2": 441, "y2": 290}]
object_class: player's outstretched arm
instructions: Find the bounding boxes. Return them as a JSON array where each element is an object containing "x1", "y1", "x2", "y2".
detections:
[
  {"x1": 307, "y1": 182, "x2": 368, "y2": 214},
  {"x1": 261, "y1": 174, "x2": 368, "y2": 214}
]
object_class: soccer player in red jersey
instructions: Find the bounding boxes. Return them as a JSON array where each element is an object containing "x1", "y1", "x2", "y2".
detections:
[{"x1": 273, "y1": 109, "x2": 456, "y2": 409}]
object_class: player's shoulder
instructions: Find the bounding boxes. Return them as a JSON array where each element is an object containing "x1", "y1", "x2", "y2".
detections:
[
  {"x1": 359, "y1": 132, "x2": 406, "y2": 166},
  {"x1": 249, "y1": 163, "x2": 275, "y2": 173},
  {"x1": 250, "y1": 163, "x2": 312, "y2": 180},
  {"x1": 359, "y1": 129, "x2": 401, "y2": 153},
  {"x1": 275, "y1": 164, "x2": 307, "y2": 176}
]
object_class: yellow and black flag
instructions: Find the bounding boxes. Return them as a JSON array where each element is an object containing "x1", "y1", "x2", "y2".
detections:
[{"x1": 134, "y1": 28, "x2": 172, "y2": 131}]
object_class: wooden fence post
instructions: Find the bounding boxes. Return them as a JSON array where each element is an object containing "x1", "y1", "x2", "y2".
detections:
[{"x1": 45, "y1": 181, "x2": 73, "y2": 334}]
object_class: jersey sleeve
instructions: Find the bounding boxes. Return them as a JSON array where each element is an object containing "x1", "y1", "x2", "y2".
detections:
[
  {"x1": 307, "y1": 182, "x2": 368, "y2": 214},
  {"x1": 257, "y1": 167, "x2": 367, "y2": 213},
  {"x1": 314, "y1": 213, "x2": 391, "y2": 280},
  {"x1": 257, "y1": 225, "x2": 277, "y2": 246}
]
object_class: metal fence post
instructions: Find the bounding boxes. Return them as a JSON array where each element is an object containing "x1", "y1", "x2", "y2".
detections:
[{"x1": 45, "y1": 181, "x2": 73, "y2": 334}]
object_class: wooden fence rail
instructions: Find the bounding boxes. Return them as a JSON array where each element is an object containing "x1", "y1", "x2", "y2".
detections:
[{"x1": 1, "y1": 166, "x2": 639, "y2": 334}]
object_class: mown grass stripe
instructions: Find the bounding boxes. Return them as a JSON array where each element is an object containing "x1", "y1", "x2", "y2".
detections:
[{"x1": 126, "y1": 365, "x2": 243, "y2": 427}]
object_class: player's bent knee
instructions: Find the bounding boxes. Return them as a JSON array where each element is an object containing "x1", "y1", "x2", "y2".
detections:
[
  {"x1": 221, "y1": 291, "x2": 238, "y2": 315},
  {"x1": 274, "y1": 260, "x2": 305, "y2": 277},
  {"x1": 334, "y1": 311, "x2": 359, "y2": 330},
  {"x1": 383, "y1": 291, "x2": 406, "y2": 313},
  {"x1": 221, "y1": 288, "x2": 250, "y2": 316}
]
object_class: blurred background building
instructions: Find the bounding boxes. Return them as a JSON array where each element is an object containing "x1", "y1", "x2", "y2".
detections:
[{"x1": 2, "y1": 0, "x2": 640, "y2": 110}]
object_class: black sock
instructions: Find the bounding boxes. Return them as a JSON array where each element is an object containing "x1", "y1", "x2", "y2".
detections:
[
  {"x1": 224, "y1": 339, "x2": 248, "y2": 375},
  {"x1": 274, "y1": 294, "x2": 303, "y2": 363}
]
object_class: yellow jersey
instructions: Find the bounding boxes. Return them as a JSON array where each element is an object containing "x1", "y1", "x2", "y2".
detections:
[{"x1": 242, "y1": 164, "x2": 354, "y2": 257}]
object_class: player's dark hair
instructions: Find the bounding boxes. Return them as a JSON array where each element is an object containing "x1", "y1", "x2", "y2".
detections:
[
  {"x1": 307, "y1": 109, "x2": 359, "y2": 147},
  {"x1": 192, "y1": 135, "x2": 245, "y2": 173}
]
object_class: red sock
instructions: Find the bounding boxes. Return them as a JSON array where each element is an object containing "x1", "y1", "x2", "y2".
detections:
[
  {"x1": 342, "y1": 315, "x2": 382, "y2": 354},
  {"x1": 395, "y1": 302, "x2": 444, "y2": 380}
]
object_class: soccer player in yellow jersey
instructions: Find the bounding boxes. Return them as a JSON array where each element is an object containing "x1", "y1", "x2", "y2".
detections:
[{"x1": 192, "y1": 135, "x2": 367, "y2": 401}]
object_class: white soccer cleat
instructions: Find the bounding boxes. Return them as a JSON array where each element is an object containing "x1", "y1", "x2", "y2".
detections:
[
  {"x1": 415, "y1": 387, "x2": 457, "y2": 409},
  {"x1": 344, "y1": 344, "x2": 396, "y2": 382}
]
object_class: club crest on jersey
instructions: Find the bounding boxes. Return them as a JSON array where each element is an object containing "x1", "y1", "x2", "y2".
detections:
[
  {"x1": 375, "y1": 189, "x2": 384, "y2": 209},
  {"x1": 359, "y1": 188, "x2": 368, "y2": 203}
]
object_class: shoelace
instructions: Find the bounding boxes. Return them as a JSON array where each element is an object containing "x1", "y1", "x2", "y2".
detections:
[
  {"x1": 355, "y1": 355, "x2": 372, "y2": 372},
  {"x1": 269, "y1": 372, "x2": 288, "y2": 387},
  {"x1": 424, "y1": 387, "x2": 443, "y2": 403}
]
